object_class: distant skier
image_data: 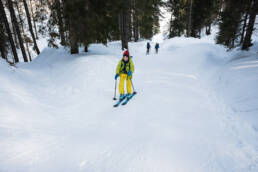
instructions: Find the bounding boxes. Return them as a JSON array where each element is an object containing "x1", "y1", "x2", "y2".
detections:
[
  {"x1": 155, "y1": 43, "x2": 159, "y2": 54},
  {"x1": 146, "y1": 42, "x2": 151, "y2": 55},
  {"x1": 114, "y1": 50, "x2": 135, "y2": 100}
]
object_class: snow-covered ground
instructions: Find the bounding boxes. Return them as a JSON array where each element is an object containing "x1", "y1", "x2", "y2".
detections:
[{"x1": 0, "y1": 33, "x2": 258, "y2": 171}]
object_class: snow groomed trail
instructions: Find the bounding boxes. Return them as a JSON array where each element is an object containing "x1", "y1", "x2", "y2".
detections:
[{"x1": 0, "y1": 37, "x2": 258, "y2": 172}]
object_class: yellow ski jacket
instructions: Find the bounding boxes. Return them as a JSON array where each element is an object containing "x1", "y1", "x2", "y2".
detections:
[{"x1": 116, "y1": 58, "x2": 134, "y2": 75}]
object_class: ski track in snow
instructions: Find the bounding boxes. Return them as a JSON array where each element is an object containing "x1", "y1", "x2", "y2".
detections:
[{"x1": 0, "y1": 38, "x2": 258, "y2": 172}]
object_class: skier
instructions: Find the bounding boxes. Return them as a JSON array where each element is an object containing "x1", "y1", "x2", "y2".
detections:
[
  {"x1": 114, "y1": 50, "x2": 135, "y2": 101},
  {"x1": 155, "y1": 43, "x2": 159, "y2": 54},
  {"x1": 146, "y1": 42, "x2": 151, "y2": 55}
]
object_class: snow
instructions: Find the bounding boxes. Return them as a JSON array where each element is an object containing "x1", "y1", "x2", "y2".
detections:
[{"x1": 1, "y1": 33, "x2": 258, "y2": 171}]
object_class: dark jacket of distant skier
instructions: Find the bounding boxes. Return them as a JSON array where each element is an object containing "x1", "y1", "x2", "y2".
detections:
[
  {"x1": 155, "y1": 43, "x2": 159, "y2": 49},
  {"x1": 115, "y1": 50, "x2": 135, "y2": 98},
  {"x1": 147, "y1": 42, "x2": 151, "y2": 49},
  {"x1": 155, "y1": 43, "x2": 159, "y2": 53},
  {"x1": 146, "y1": 42, "x2": 151, "y2": 54}
]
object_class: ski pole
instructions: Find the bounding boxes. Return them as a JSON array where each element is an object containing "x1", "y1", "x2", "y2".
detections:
[
  {"x1": 130, "y1": 79, "x2": 137, "y2": 94},
  {"x1": 113, "y1": 79, "x2": 117, "y2": 100}
]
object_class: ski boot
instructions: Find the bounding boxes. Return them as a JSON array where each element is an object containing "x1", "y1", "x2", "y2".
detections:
[
  {"x1": 119, "y1": 94, "x2": 126, "y2": 101},
  {"x1": 126, "y1": 93, "x2": 133, "y2": 99}
]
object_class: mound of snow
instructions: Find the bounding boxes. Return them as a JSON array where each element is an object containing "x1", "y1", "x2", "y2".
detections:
[{"x1": 1, "y1": 36, "x2": 258, "y2": 172}]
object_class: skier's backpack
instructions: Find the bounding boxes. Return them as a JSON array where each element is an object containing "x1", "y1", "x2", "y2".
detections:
[{"x1": 120, "y1": 59, "x2": 131, "y2": 74}]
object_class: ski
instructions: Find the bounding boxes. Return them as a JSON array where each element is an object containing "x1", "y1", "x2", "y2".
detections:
[
  {"x1": 113, "y1": 96, "x2": 127, "y2": 107},
  {"x1": 122, "y1": 92, "x2": 136, "y2": 106}
]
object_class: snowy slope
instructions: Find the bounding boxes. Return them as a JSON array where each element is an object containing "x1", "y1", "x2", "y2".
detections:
[
  {"x1": 212, "y1": 43, "x2": 258, "y2": 135},
  {"x1": 0, "y1": 36, "x2": 258, "y2": 172}
]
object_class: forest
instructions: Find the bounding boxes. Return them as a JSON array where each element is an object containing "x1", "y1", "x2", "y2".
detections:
[{"x1": 0, "y1": 0, "x2": 257, "y2": 63}]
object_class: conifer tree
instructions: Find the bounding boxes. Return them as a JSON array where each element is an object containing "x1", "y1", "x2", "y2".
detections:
[
  {"x1": 242, "y1": 0, "x2": 258, "y2": 50},
  {"x1": 119, "y1": 0, "x2": 130, "y2": 50},
  {"x1": 8, "y1": 0, "x2": 28, "y2": 62},
  {"x1": 15, "y1": 0, "x2": 32, "y2": 60},
  {"x1": 0, "y1": 14, "x2": 8, "y2": 60},
  {"x1": 138, "y1": 0, "x2": 163, "y2": 39},
  {"x1": 29, "y1": 0, "x2": 38, "y2": 39},
  {"x1": 167, "y1": 0, "x2": 187, "y2": 38},
  {"x1": 0, "y1": 0, "x2": 18, "y2": 62},
  {"x1": 240, "y1": 0, "x2": 252, "y2": 44},
  {"x1": 216, "y1": 0, "x2": 245, "y2": 48},
  {"x1": 23, "y1": 0, "x2": 40, "y2": 55}
]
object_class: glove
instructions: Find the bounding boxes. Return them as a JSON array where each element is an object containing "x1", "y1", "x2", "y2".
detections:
[
  {"x1": 128, "y1": 70, "x2": 132, "y2": 76},
  {"x1": 115, "y1": 74, "x2": 119, "y2": 80}
]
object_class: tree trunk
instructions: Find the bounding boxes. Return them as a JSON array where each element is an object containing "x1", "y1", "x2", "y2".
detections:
[
  {"x1": 12, "y1": 20, "x2": 19, "y2": 48},
  {"x1": 56, "y1": 0, "x2": 66, "y2": 45},
  {"x1": 134, "y1": 17, "x2": 139, "y2": 42},
  {"x1": 29, "y1": 0, "x2": 38, "y2": 39},
  {"x1": 242, "y1": 0, "x2": 258, "y2": 50},
  {"x1": 84, "y1": 45, "x2": 88, "y2": 52},
  {"x1": 133, "y1": 16, "x2": 139, "y2": 41},
  {"x1": 119, "y1": 12, "x2": 123, "y2": 49},
  {"x1": 15, "y1": 1, "x2": 32, "y2": 61},
  {"x1": 240, "y1": 12, "x2": 249, "y2": 44},
  {"x1": 119, "y1": 8, "x2": 129, "y2": 50},
  {"x1": 63, "y1": 0, "x2": 78, "y2": 54},
  {"x1": 132, "y1": 0, "x2": 139, "y2": 42},
  {"x1": 23, "y1": 0, "x2": 40, "y2": 55},
  {"x1": 69, "y1": 23, "x2": 78, "y2": 54},
  {"x1": 240, "y1": 1, "x2": 252, "y2": 44},
  {"x1": 187, "y1": 0, "x2": 193, "y2": 37},
  {"x1": 169, "y1": 11, "x2": 173, "y2": 38},
  {"x1": 128, "y1": 8, "x2": 132, "y2": 41},
  {"x1": 8, "y1": 0, "x2": 28, "y2": 62},
  {"x1": 70, "y1": 34, "x2": 78, "y2": 54},
  {"x1": 0, "y1": 15, "x2": 7, "y2": 59},
  {"x1": 0, "y1": 0, "x2": 19, "y2": 62}
]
